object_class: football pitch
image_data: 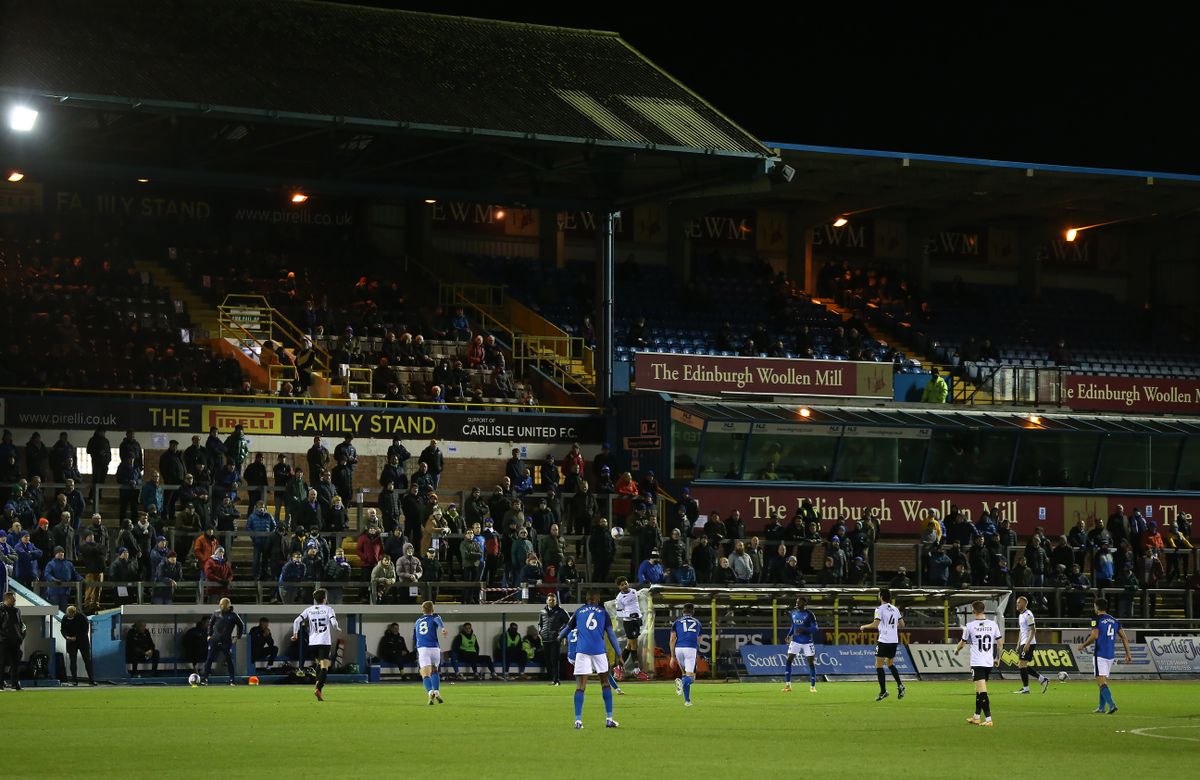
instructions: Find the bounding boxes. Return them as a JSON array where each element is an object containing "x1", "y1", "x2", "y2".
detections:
[{"x1": 9, "y1": 680, "x2": 1199, "y2": 778}]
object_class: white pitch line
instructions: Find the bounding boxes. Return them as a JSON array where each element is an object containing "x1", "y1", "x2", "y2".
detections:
[{"x1": 1128, "y1": 725, "x2": 1200, "y2": 742}]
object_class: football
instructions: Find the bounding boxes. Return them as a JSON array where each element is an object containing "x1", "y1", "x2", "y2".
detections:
[
  {"x1": 1058, "y1": 671, "x2": 1069, "y2": 682},
  {"x1": 188, "y1": 673, "x2": 201, "y2": 687}
]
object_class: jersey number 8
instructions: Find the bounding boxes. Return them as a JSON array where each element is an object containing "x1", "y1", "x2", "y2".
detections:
[{"x1": 418, "y1": 621, "x2": 429, "y2": 635}]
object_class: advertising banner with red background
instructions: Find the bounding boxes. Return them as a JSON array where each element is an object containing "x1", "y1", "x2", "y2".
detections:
[
  {"x1": 1063, "y1": 374, "x2": 1200, "y2": 414},
  {"x1": 635, "y1": 352, "x2": 893, "y2": 398},
  {"x1": 688, "y1": 485, "x2": 1200, "y2": 538}
]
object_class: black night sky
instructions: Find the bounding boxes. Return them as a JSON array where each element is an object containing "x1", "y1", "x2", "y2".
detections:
[{"x1": 329, "y1": 1, "x2": 1195, "y2": 174}]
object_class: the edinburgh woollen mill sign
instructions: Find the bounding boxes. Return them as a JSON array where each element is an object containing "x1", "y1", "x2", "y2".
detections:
[{"x1": 634, "y1": 353, "x2": 893, "y2": 398}]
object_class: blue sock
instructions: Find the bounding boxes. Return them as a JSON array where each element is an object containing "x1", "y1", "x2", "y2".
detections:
[
  {"x1": 785, "y1": 658, "x2": 792, "y2": 683},
  {"x1": 602, "y1": 686, "x2": 614, "y2": 719},
  {"x1": 1098, "y1": 687, "x2": 1105, "y2": 709},
  {"x1": 573, "y1": 690, "x2": 584, "y2": 720},
  {"x1": 1102, "y1": 685, "x2": 1115, "y2": 709},
  {"x1": 431, "y1": 673, "x2": 441, "y2": 692},
  {"x1": 808, "y1": 663, "x2": 817, "y2": 686},
  {"x1": 682, "y1": 676, "x2": 692, "y2": 703},
  {"x1": 423, "y1": 676, "x2": 432, "y2": 693},
  {"x1": 608, "y1": 673, "x2": 620, "y2": 691}
]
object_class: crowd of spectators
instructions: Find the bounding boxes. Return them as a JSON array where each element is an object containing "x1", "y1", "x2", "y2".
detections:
[{"x1": 0, "y1": 226, "x2": 247, "y2": 393}]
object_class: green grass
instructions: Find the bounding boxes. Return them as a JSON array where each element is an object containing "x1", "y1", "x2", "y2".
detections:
[{"x1": 11, "y1": 679, "x2": 1200, "y2": 778}]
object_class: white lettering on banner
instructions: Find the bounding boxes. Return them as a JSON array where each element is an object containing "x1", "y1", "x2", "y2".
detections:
[
  {"x1": 812, "y1": 223, "x2": 867, "y2": 249},
  {"x1": 684, "y1": 215, "x2": 752, "y2": 242},
  {"x1": 926, "y1": 231, "x2": 982, "y2": 257},
  {"x1": 1146, "y1": 636, "x2": 1200, "y2": 674}
]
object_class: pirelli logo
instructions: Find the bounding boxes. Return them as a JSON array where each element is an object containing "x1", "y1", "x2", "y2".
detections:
[{"x1": 202, "y1": 406, "x2": 281, "y2": 435}]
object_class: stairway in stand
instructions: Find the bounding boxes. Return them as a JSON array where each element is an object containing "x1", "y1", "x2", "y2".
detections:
[
  {"x1": 133, "y1": 258, "x2": 220, "y2": 337},
  {"x1": 815, "y1": 297, "x2": 993, "y2": 404}
]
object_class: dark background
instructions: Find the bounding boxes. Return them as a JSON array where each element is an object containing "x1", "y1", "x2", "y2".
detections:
[{"x1": 325, "y1": 1, "x2": 1192, "y2": 173}]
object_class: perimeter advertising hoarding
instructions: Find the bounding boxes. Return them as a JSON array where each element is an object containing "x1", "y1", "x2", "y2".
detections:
[
  {"x1": 1063, "y1": 374, "x2": 1200, "y2": 414},
  {"x1": 0, "y1": 396, "x2": 604, "y2": 444},
  {"x1": 687, "y1": 485, "x2": 1200, "y2": 537},
  {"x1": 996, "y1": 643, "x2": 1080, "y2": 674},
  {"x1": 1144, "y1": 636, "x2": 1200, "y2": 675},
  {"x1": 634, "y1": 352, "x2": 893, "y2": 398},
  {"x1": 740, "y1": 644, "x2": 916, "y2": 676}
]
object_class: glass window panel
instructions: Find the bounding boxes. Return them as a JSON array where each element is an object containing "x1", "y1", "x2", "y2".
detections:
[
  {"x1": 696, "y1": 422, "x2": 751, "y2": 480},
  {"x1": 1095, "y1": 434, "x2": 1151, "y2": 490},
  {"x1": 1176, "y1": 436, "x2": 1200, "y2": 491},
  {"x1": 924, "y1": 429, "x2": 1017, "y2": 485},
  {"x1": 742, "y1": 428, "x2": 839, "y2": 482},
  {"x1": 833, "y1": 435, "x2": 927, "y2": 484},
  {"x1": 671, "y1": 420, "x2": 703, "y2": 481},
  {"x1": 1013, "y1": 431, "x2": 1101, "y2": 488}
]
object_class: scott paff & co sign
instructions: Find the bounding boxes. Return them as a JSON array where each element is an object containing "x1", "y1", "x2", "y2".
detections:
[{"x1": 634, "y1": 352, "x2": 892, "y2": 398}]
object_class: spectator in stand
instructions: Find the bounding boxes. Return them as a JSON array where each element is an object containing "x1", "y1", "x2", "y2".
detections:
[
  {"x1": 396, "y1": 543, "x2": 423, "y2": 601},
  {"x1": 277, "y1": 551, "x2": 305, "y2": 604},
  {"x1": 371, "y1": 554, "x2": 398, "y2": 602},
  {"x1": 324, "y1": 548, "x2": 352, "y2": 603},
  {"x1": 272, "y1": 455, "x2": 293, "y2": 522},
  {"x1": 588, "y1": 517, "x2": 616, "y2": 583},
  {"x1": 729, "y1": 540, "x2": 755, "y2": 585},
  {"x1": 43, "y1": 546, "x2": 82, "y2": 611},
  {"x1": 243, "y1": 453, "x2": 268, "y2": 509},
  {"x1": 420, "y1": 440, "x2": 445, "y2": 488},
  {"x1": 505, "y1": 448, "x2": 525, "y2": 485},
  {"x1": 115, "y1": 455, "x2": 142, "y2": 522},
  {"x1": 153, "y1": 549, "x2": 181, "y2": 605},
  {"x1": 889, "y1": 566, "x2": 912, "y2": 589},
  {"x1": 482, "y1": 334, "x2": 504, "y2": 370},
  {"x1": 86, "y1": 427, "x2": 111, "y2": 500},
  {"x1": 12, "y1": 530, "x2": 42, "y2": 587},
  {"x1": 306, "y1": 437, "x2": 330, "y2": 482},
  {"x1": 246, "y1": 499, "x2": 277, "y2": 580},
  {"x1": 466, "y1": 335, "x2": 486, "y2": 369},
  {"x1": 25, "y1": 432, "x2": 50, "y2": 483},
  {"x1": 690, "y1": 536, "x2": 714, "y2": 583},
  {"x1": 636, "y1": 549, "x2": 664, "y2": 585},
  {"x1": 203, "y1": 546, "x2": 233, "y2": 601},
  {"x1": 847, "y1": 555, "x2": 872, "y2": 585}
]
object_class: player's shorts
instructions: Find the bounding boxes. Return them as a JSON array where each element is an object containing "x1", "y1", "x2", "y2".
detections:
[
  {"x1": 572, "y1": 652, "x2": 609, "y2": 676},
  {"x1": 622, "y1": 617, "x2": 642, "y2": 640},
  {"x1": 1019, "y1": 644, "x2": 1037, "y2": 662},
  {"x1": 310, "y1": 644, "x2": 331, "y2": 661},
  {"x1": 787, "y1": 642, "x2": 816, "y2": 658},
  {"x1": 972, "y1": 666, "x2": 992, "y2": 682},
  {"x1": 674, "y1": 647, "x2": 697, "y2": 674},
  {"x1": 1094, "y1": 656, "x2": 1114, "y2": 678},
  {"x1": 876, "y1": 642, "x2": 898, "y2": 659},
  {"x1": 417, "y1": 647, "x2": 441, "y2": 669}
]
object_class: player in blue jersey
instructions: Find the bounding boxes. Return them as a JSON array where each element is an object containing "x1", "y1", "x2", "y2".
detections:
[
  {"x1": 669, "y1": 603, "x2": 701, "y2": 707},
  {"x1": 567, "y1": 627, "x2": 623, "y2": 695},
  {"x1": 414, "y1": 600, "x2": 448, "y2": 705},
  {"x1": 558, "y1": 590, "x2": 623, "y2": 729},
  {"x1": 1077, "y1": 597, "x2": 1131, "y2": 714},
  {"x1": 783, "y1": 596, "x2": 819, "y2": 693}
]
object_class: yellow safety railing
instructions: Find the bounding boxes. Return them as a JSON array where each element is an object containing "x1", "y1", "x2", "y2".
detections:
[
  {"x1": 517, "y1": 334, "x2": 595, "y2": 396},
  {"x1": 345, "y1": 366, "x2": 373, "y2": 397},
  {"x1": 217, "y1": 294, "x2": 331, "y2": 370}
]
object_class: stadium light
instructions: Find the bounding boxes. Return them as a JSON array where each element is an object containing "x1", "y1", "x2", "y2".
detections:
[
  {"x1": 493, "y1": 207, "x2": 506, "y2": 220},
  {"x1": 6, "y1": 171, "x2": 24, "y2": 183},
  {"x1": 424, "y1": 198, "x2": 437, "y2": 204},
  {"x1": 832, "y1": 217, "x2": 848, "y2": 228},
  {"x1": 136, "y1": 178, "x2": 150, "y2": 184},
  {"x1": 799, "y1": 407, "x2": 812, "y2": 418},
  {"x1": 290, "y1": 192, "x2": 309, "y2": 204},
  {"x1": 8, "y1": 104, "x2": 38, "y2": 132},
  {"x1": 1065, "y1": 228, "x2": 1078, "y2": 242}
]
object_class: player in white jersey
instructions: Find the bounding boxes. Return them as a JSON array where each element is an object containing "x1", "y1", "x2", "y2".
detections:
[
  {"x1": 859, "y1": 588, "x2": 906, "y2": 701},
  {"x1": 1013, "y1": 596, "x2": 1050, "y2": 694},
  {"x1": 292, "y1": 588, "x2": 339, "y2": 701},
  {"x1": 955, "y1": 600, "x2": 1002, "y2": 726},
  {"x1": 613, "y1": 578, "x2": 645, "y2": 680}
]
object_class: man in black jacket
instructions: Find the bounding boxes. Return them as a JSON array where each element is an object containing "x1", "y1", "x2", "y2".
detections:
[
  {"x1": 86, "y1": 427, "x2": 111, "y2": 501},
  {"x1": 377, "y1": 621, "x2": 414, "y2": 674},
  {"x1": 158, "y1": 440, "x2": 187, "y2": 520},
  {"x1": 125, "y1": 621, "x2": 159, "y2": 677},
  {"x1": 182, "y1": 617, "x2": 210, "y2": 675},
  {"x1": 419, "y1": 439, "x2": 444, "y2": 488},
  {"x1": 538, "y1": 594, "x2": 570, "y2": 685},
  {"x1": 249, "y1": 617, "x2": 278, "y2": 668},
  {"x1": 0, "y1": 592, "x2": 26, "y2": 690},
  {"x1": 203, "y1": 597, "x2": 247, "y2": 685},
  {"x1": 505, "y1": 448, "x2": 525, "y2": 486},
  {"x1": 61, "y1": 605, "x2": 96, "y2": 685},
  {"x1": 243, "y1": 452, "x2": 268, "y2": 509},
  {"x1": 588, "y1": 517, "x2": 616, "y2": 583}
]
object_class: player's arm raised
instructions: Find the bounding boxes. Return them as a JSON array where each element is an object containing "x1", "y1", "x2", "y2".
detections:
[{"x1": 1118, "y1": 627, "x2": 1132, "y2": 664}]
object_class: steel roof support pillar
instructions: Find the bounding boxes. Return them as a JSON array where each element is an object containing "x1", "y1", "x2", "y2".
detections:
[{"x1": 597, "y1": 211, "x2": 616, "y2": 404}]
